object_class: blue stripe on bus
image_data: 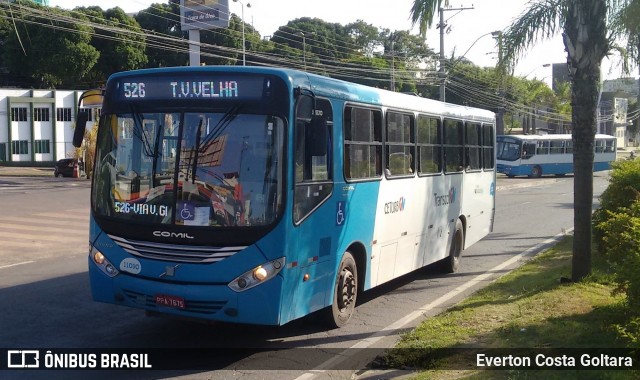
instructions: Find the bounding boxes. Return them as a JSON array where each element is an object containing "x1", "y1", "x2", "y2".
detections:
[{"x1": 498, "y1": 162, "x2": 612, "y2": 176}]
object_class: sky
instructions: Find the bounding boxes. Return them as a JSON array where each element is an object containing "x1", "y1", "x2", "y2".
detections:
[{"x1": 48, "y1": 0, "x2": 625, "y2": 86}]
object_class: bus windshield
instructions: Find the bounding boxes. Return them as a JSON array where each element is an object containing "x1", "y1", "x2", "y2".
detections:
[
  {"x1": 92, "y1": 109, "x2": 285, "y2": 228},
  {"x1": 497, "y1": 139, "x2": 521, "y2": 161}
]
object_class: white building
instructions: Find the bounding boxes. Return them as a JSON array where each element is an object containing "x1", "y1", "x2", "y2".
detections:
[{"x1": 0, "y1": 88, "x2": 95, "y2": 165}]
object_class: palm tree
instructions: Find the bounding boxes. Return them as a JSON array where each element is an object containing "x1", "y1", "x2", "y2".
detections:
[{"x1": 411, "y1": 0, "x2": 635, "y2": 281}]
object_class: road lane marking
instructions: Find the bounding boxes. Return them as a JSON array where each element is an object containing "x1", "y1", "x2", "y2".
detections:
[
  {"x1": 0, "y1": 223, "x2": 87, "y2": 236},
  {"x1": 0, "y1": 261, "x2": 35, "y2": 270},
  {"x1": 6, "y1": 216, "x2": 87, "y2": 228},
  {"x1": 2, "y1": 241, "x2": 46, "y2": 248},
  {"x1": 294, "y1": 228, "x2": 574, "y2": 379},
  {"x1": 36, "y1": 212, "x2": 89, "y2": 220},
  {"x1": 0, "y1": 230, "x2": 70, "y2": 242}
]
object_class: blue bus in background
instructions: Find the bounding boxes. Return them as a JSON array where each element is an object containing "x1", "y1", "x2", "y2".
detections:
[
  {"x1": 496, "y1": 134, "x2": 616, "y2": 178},
  {"x1": 74, "y1": 66, "x2": 496, "y2": 327}
]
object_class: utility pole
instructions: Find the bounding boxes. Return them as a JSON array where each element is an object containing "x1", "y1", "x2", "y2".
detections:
[{"x1": 438, "y1": 5, "x2": 474, "y2": 102}]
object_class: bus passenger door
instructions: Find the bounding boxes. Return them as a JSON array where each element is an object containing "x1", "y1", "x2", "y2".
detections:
[{"x1": 286, "y1": 94, "x2": 336, "y2": 322}]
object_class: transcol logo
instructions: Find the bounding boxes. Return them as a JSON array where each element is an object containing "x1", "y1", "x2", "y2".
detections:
[
  {"x1": 434, "y1": 187, "x2": 457, "y2": 207},
  {"x1": 384, "y1": 196, "x2": 406, "y2": 214}
]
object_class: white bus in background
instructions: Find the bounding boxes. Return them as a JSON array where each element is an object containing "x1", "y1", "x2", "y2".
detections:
[{"x1": 496, "y1": 134, "x2": 616, "y2": 178}]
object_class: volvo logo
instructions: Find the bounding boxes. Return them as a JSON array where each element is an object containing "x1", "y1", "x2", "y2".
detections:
[{"x1": 153, "y1": 231, "x2": 195, "y2": 239}]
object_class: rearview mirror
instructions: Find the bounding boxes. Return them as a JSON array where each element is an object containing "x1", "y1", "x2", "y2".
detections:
[
  {"x1": 73, "y1": 89, "x2": 104, "y2": 147},
  {"x1": 73, "y1": 110, "x2": 89, "y2": 147},
  {"x1": 308, "y1": 116, "x2": 328, "y2": 156}
]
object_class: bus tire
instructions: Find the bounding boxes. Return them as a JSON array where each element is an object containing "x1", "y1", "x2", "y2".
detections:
[
  {"x1": 444, "y1": 219, "x2": 464, "y2": 273},
  {"x1": 323, "y1": 251, "x2": 358, "y2": 328},
  {"x1": 530, "y1": 165, "x2": 542, "y2": 178}
]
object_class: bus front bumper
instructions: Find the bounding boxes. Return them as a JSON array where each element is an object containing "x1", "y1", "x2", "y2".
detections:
[{"x1": 88, "y1": 257, "x2": 284, "y2": 325}]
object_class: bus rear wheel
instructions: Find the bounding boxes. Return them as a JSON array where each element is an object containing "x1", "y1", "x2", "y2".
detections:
[
  {"x1": 323, "y1": 251, "x2": 358, "y2": 328},
  {"x1": 530, "y1": 165, "x2": 542, "y2": 178},
  {"x1": 443, "y1": 219, "x2": 464, "y2": 273}
]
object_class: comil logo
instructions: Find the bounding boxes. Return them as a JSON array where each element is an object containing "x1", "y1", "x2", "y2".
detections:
[
  {"x1": 153, "y1": 231, "x2": 194, "y2": 239},
  {"x1": 434, "y1": 187, "x2": 457, "y2": 207},
  {"x1": 384, "y1": 196, "x2": 406, "y2": 214}
]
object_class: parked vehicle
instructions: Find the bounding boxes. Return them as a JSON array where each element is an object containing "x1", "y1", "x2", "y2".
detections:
[{"x1": 54, "y1": 158, "x2": 77, "y2": 178}]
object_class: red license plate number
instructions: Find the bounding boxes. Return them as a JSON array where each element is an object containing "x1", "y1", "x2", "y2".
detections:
[{"x1": 155, "y1": 294, "x2": 186, "y2": 309}]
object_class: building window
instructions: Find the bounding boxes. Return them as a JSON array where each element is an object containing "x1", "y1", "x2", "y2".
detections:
[
  {"x1": 56, "y1": 107, "x2": 72, "y2": 122},
  {"x1": 0, "y1": 143, "x2": 6, "y2": 161},
  {"x1": 34, "y1": 107, "x2": 50, "y2": 122},
  {"x1": 83, "y1": 108, "x2": 94, "y2": 121},
  {"x1": 11, "y1": 107, "x2": 27, "y2": 122},
  {"x1": 344, "y1": 106, "x2": 383, "y2": 180},
  {"x1": 34, "y1": 139, "x2": 51, "y2": 154},
  {"x1": 11, "y1": 140, "x2": 29, "y2": 155}
]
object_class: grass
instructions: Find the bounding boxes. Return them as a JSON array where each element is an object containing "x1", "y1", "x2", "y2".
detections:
[{"x1": 373, "y1": 236, "x2": 640, "y2": 379}]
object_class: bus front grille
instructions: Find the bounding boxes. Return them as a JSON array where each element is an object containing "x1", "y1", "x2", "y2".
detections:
[{"x1": 108, "y1": 234, "x2": 246, "y2": 263}]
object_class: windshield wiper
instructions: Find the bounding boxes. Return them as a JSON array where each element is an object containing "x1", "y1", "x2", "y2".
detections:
[{"x1": 191, "y1": 118, "x2": 203, "y2": 183}]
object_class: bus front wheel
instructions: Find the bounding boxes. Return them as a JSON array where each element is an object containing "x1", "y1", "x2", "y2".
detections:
[
  {"x1": 323, "y1": 251, "x2": 358, "y2": 328},
  {"x1": 444, "y1": 219, "x2": 464, "y2": 273},
  {"x1": 530, "y1": 165, "x2": 542, "y2": 178}
]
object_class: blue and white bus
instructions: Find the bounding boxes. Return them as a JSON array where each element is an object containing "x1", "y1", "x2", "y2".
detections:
[
  {"x1": 496, "y1": 134, "x2": 616, "y2": 178},
  {"x1": 74, "y1": 66, "x2": 496, "y2": 327}
]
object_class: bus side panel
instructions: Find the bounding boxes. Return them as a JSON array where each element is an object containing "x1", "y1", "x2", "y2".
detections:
[
  {"x1": 371, "y1": 177, "x2": 421, "y2": 285},
  {"x1": 461, "y1": 170, "x2": 496, "y2": 248},
  {"x1": 420, "y1": 174, "x2": 466, "y2": 268},
  {"x1": 370, "y1": 173, "x2": 465, "y2": 287},
  {"x1": 279, "y1": 181, "x2": 380, "y2": 324}
]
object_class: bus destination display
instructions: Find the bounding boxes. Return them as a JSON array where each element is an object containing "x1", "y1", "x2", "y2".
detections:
[{"x1": 117, "y1": 76, "x2": 267, "y2": 101}]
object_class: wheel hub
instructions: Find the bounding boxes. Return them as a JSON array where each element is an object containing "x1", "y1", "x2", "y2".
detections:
[{"x1": 338, "y1": 269, "x2": 356, "y2": 310}]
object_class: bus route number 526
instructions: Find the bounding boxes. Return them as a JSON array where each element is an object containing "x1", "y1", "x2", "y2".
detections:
[{"x1": 123, "y1": 82, "x2": 146, "y2": 98}]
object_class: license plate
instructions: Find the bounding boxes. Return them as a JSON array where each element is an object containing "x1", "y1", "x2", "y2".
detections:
[{"x1": 155, "y1": 294, "x2": 186, "y2": 309}]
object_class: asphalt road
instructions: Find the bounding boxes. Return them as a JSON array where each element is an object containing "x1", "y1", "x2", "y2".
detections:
[{"x1": 0, "y1": 173, "x2": 611, "y2": 379}]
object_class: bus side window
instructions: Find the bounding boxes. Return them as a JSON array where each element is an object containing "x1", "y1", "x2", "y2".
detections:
[
  {"x1": 443, "y1": 118, "x2": 464, "y2": 173},
  {"x1": 386, "y1": 111, "x2": 414, "y2": 176},
  {"x1": 523, "y1": 143, "x2": 535, "y2": 159},
  {"x1": 605, "y1": 140, "x2": 615, "y2": 152}
]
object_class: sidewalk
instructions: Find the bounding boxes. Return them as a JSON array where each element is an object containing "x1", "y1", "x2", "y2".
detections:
[{"x1": 0, "y1": 166, "x2": 54, "y2": 177}]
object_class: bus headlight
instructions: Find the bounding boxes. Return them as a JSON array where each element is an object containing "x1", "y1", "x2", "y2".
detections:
[
  {"x1": 228, "y1": 257, "x2": 285, "y2": 292},
  {"x1": 91, "y1": 247, "x2": 119, "y2": 278}
]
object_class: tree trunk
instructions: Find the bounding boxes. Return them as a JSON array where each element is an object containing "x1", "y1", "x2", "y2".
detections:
[
  {"x1": 563, "y1": 0, "x2": 608, "y2": 281},
  {"x1": 571, "y1": 68, "x2": 598, "y2": 281}
]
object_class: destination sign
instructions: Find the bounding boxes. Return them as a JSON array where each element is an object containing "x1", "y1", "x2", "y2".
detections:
[{"x1": 115, "y1": 75, "x2": 268, "y2": 101}]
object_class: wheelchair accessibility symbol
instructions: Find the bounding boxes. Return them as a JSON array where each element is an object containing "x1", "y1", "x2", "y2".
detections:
[
  {"x1": 178, "y1": 201, "x2": 195, "y2": 221},
  {"x1": 336, "y1": 201, "x2": 346, "y2": 226}
]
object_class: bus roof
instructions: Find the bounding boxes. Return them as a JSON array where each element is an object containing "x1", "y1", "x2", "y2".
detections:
[
  {"x1": 498, "y1": 134, "x2": 615, "y2": 140},
  {"x1": 107, "y1": 66, "x2": 496, "y2": 124}
]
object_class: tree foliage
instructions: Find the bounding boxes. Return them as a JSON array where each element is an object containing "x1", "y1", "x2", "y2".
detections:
[
  {"x1": 1, "y1": 1, "x2": 99, "y2": 88},
  {"x1": 78, "y1": 6, "x2": 148, "y2": 87},
  {"x1": 134, "y1": 1, "x2": 187, "y2": 68}
]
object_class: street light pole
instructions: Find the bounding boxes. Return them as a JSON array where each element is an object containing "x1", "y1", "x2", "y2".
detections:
[
  {"x1": 300, "y1": 32, "x2": 307, "y2": 70},
  {"x1": 492, "y1": 31, "x2": 505, "y2": 135},
  {"x1": 302, "y1": 33, "x2": 307, "y2": 70},
  {"x1": 299, "y1": 32, "x2": 315, "y2": 71},
  {"x1": 232, "y1": 0, "x2": 250, "y2": 66}
]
